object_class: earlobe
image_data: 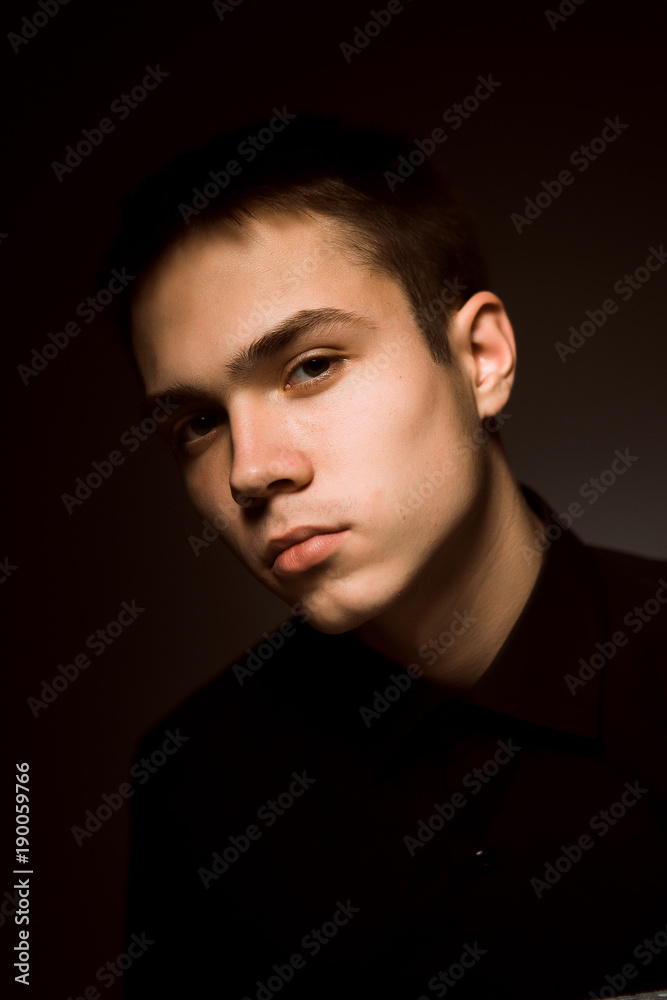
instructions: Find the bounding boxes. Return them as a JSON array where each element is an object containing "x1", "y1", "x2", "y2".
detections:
[{"x1": 452, "y1": 291, "x2": 517, "y2": 418}]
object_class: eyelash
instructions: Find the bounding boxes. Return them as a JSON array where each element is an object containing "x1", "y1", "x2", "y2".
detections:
[
  {"x1": 175, "y1": 414, "x2": 220, "y2": 449},
  {"x1": 173, "y1": 353, "x2": 344, "y2": 450},
  {"x1": 284, "y1": 353, "x2": 342, "y2": 390}
]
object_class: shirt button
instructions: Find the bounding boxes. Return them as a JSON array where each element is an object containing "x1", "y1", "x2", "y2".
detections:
[{"x1": 473, "y1": 848, "x2": 493, "y2": 870}]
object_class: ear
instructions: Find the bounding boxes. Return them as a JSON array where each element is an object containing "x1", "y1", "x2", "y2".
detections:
[{"x1": 448, "y1": 291, "x2": 517, "y2": 420}]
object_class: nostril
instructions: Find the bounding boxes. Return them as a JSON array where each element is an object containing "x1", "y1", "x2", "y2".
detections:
[{"x1": 234, "y1": 491, "x2": 257, "y2": 508}]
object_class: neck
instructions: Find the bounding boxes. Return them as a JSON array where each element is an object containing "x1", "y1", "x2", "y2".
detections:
[{"x1": 354, "y1": 451, "x2": 546, "y2": 690}]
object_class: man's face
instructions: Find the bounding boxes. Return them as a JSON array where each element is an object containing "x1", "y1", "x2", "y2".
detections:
[{"x1": 131, "y1": 212, "x2": 490, "y2": 634}]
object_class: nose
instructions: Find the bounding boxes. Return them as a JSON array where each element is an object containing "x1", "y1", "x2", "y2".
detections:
[{"x1": 228, "y1": 406, "x2": 314, "y2": 507}]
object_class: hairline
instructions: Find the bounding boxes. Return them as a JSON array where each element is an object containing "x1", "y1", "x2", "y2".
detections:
[{"x1": 130, "y1": 200, "x2": 455, "y2": 373}]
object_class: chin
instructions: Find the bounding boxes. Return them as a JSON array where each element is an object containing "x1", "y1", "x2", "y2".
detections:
[
  {"x1": 294, "y1": 570, "x2": 398, "y2": 635},
  {"x1": 294, "y1": 597, "x2": 368, "y2": 635}
]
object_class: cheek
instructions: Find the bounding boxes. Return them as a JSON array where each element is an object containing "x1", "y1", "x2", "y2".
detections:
[
  {"x1": 182, "y1": 450, "x2": 232, "y2": 522},
  {"x1": 183, "y1": 463, "x2": 251, "y2": 565},
  {"x1": 340, "y1": 372, "x2": 472, "y2": 507}
]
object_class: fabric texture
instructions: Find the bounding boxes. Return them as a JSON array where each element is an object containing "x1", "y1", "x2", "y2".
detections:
[{"x1": 123, "y1": 487, "x2": 667, "y2": 999}]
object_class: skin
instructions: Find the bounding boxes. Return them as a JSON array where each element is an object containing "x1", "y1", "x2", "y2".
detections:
[{"x1": 131, "y1": 210, "x2": 546, "y2": 689}]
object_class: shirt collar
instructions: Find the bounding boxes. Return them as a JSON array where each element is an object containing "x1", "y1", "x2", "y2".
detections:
[
  {"x1": 289, "y1": 486, "x2": 608, "y2": 748},
  {"x1": 464, "y1": 485, "x2": 607, "y2": 740}
]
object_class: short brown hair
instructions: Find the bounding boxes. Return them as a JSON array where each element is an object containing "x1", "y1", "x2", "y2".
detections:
[{"x1": 107, "y1": 114, "x2": 489, "y2": 364}]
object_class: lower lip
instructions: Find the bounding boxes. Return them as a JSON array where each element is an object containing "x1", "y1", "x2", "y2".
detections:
[{"x1": 272, "y1": 531, "x2": 348, "y2": 578}]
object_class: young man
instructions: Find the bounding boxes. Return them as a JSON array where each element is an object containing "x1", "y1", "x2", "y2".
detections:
[{"x1": 114, "y1": 117, "x2": 667, "y2": 999}]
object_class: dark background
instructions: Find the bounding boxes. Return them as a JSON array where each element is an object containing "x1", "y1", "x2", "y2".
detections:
[{"x1": 3, "y1": 0, "x2": 666, "y2": 996}]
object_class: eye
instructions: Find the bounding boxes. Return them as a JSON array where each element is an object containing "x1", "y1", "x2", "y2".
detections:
[
  {"x1": 285, "y1": 355, "x2": 338, "y2": 388},
  {"x1": 178, "y1": 413, "x2": 220, "y2": 443}
]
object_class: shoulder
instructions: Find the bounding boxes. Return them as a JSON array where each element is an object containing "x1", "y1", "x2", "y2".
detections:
[
  {"x1": 579, "y1": 543, "x2": 667, "y2": 769},
  {"x1": 586, "y1": 541, "x2": 667, "y2": 637},
  {"x1": 131, "y1": 614, "x2": 351, "y2": 765},
  {"x1": 587, "y1": 541, "x2": 667, "y2": 587},
  {"x1": 583, "y1": 541, "x2": 667, "y2": 722},
  {"x1": 127, "y1": 615, "x2": 371, "y2": 830}
]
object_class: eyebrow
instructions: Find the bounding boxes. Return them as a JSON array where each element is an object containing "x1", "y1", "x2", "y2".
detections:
[{"x1": 139, "y1": 306, "x2": 376, "y2": 418}]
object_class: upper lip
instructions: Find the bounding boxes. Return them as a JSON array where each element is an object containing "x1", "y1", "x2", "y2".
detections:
[{"x1": 265, "y1": 526, "x2": 346, "y2": 567}]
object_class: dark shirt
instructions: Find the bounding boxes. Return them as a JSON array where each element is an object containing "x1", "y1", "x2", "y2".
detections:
[{"x1": 123, "y1": 487, "x2": 667, "y2": 999}]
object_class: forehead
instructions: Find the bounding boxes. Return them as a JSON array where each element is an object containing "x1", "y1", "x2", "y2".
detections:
[
  {"x1": 133, "y1": 213, "x2": 339, "y2": 334},
  {"x1": 130, "y1": 211, "x2": 417, "y2": 392}
]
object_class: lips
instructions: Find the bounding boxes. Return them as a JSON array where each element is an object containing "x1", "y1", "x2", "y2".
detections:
[
  {"x1": 265, "y1": 526, "x2": 342, "y2": 566},
  {"x1": 265, "y1": 527, "x2": 349, "y2": 577}
]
